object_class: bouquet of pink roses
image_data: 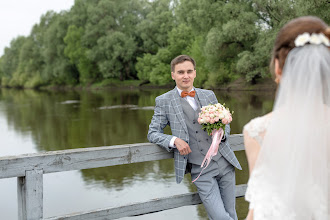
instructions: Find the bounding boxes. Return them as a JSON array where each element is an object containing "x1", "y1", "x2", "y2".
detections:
[
  {"x1": 198, "y1": 103, "x2": 233, "y2": 135},
  {"x1": 192, "y1": 103, "x2": 233, "y2": 182}
]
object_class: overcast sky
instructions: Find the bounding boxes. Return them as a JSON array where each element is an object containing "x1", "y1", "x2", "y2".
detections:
[{"x1": 0, "y1": 0, "x2": 75, "y2": 56}]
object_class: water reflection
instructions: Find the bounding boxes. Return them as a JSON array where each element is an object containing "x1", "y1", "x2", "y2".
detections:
[
  {"x1": 0, "y1": 88, "x2": 274, "y2": 219},
  {"x1": 81, "y1": 160, "x2": 175, "y2": 189}
]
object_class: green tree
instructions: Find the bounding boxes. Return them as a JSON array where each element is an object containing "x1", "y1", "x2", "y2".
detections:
[
  {"x1": 136, "y1": 0, "x2": 176, "y2": 54},
  {"x1": 0, "y1": 57, "x2": 4, "y2": 85},
  {"x1": 83, "y1": 0, "x2": 145, "y2": 81},
  {"x1": 136, "y1": 23, "x2": 194, "y2": 85},
  {"x1": 136, "y1": 48, "x2": 172, "y2": 85},
  {"x1": 16, "y1": 37, "x2": 44, "y2": 88},
  {"x1": 296, "y1": 0, "x2": 330, "y2": 23},
  {"x1": 97, "y1": 31, "x2": 137, "y2": 80},
  {"x1": 236, "y1": 0, "x2": 330, "y2": 83},
  {"x1": 68, "y1": 0, "x2": 90, "y2": 27},
  {"x1": 64, "y1": 25, "x2": 96, "y2": 84},
  {"x1": 197, "y1": 1, "x2": 259, "y2": 85},
  {"x1": 1, "y1": 36, "x2": 27, "y2": 87},
  {"x1": 185, "y1": 36, "x2": 209, "y2": 87},
  {"x1": 234, "y1": 0, "x2": 295, "y2": 82},
  {"x1": 42, "y1": 11, "x2": 78, "y2": 85},
  {"x1": 2, "y1": 0, "x2": 329, "y2": 88},
  {"x1": 175, "y1": 0, "x2": 225, "y2": 36}
]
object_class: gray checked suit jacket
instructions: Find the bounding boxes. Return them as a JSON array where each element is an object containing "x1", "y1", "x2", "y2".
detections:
[{"x1": 147, "y1": 87, "x2": 242, "y2": 184}]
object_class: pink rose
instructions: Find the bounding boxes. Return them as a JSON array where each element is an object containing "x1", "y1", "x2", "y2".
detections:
[
  {"x1": 210, "y1": 119, "x2": 215, "y2": 124},
  {"x1": 224, "y1": 113, "x2": 232, "y2": 123},
  {"x1": 222, "y1": 118, "x2": 229, "y2": 124}
]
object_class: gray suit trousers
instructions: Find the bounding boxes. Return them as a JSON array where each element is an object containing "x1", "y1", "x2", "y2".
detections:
[{"x1": 191, "y1": 157, "x2": 237, "y2": 220}]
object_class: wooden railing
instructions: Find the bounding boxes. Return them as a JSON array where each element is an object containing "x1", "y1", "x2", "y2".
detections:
[{"x1": 0, "y1": 134, "x2": 246, "y2": 220}]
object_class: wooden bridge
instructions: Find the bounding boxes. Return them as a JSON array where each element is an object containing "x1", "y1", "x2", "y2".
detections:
[{"x1": 0, "y1": 134, "x2": 246, "y2": 220}]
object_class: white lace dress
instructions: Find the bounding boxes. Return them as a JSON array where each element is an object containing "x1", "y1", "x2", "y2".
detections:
[
  {"x1": 243, "y1": 115, "x2": 271, "y2": 147},
  {"x1": 243, "y1": 115, "x2": 282, "y2": 220},
  {"x1": 243, "y1": 114, "x2": 329, "y2": 220}
]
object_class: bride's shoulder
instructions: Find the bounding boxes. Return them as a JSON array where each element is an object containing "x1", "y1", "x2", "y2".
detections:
[{"x1": 243, "y1": 113, "x2": 272, "y2": 139}]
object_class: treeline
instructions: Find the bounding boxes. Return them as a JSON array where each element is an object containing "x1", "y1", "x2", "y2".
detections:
[{"x1": 0, "y1": 0, "x2": 328, "y2": 89}]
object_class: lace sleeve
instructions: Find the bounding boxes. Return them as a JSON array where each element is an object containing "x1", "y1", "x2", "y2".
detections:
[{"x1": 243, "y1": 116, "x2": 270, "y2": 146}]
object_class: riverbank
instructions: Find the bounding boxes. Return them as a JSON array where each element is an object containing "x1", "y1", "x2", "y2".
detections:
[
  {"x1": 1, "y1": 77, "x2": 277, "y2": 91},
  {"x1": 215, "y1": 77, "x2": 277, "y2": 91},
  {"x1": 138, "y1": 77, "x2": 277, "y2": 91}
]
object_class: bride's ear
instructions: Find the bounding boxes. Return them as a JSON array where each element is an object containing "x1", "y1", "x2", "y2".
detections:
[{"x1": 274, "y1": 59, "x2": 282, "y2": 84}]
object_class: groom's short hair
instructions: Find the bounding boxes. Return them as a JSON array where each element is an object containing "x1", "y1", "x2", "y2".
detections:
[{"x1": 171, "y1": 55, "x2": 196, "y2": 72}]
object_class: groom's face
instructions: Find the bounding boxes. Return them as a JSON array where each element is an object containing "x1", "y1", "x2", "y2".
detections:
[{"x1": 171, "y1": 61, "x2": 196, "y2": 92}]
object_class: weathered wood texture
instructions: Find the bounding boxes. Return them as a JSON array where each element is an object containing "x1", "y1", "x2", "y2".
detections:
[
  {"x1": 18, "y1": 169, "x2": 43, "y2": 220},
  {"x1": 17, "y1": 177, "x2": 26, "y2": 220},
  {"x1": 46, "y1": 184, "x2": 247, "y2": 220},
  {"x1": 0, "y1": 135, "x2": 244, "y2": 179},
  {"x1": 1, "y1": 134, "x2": 245, "y2": 220}
]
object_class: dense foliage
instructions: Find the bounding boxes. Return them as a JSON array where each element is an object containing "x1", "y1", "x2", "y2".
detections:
[{"x1": 0, "y1": 0, "x2": 329, "y2": 88}]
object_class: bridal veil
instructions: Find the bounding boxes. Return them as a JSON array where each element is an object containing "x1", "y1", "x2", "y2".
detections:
[{"x1": 246, "y1": 44, "x2": 330, "y2": 219}]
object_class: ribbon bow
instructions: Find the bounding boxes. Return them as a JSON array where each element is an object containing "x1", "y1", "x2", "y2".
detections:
[{"x1": 181, "y1": 90, "x2": 196, "y2": 98}]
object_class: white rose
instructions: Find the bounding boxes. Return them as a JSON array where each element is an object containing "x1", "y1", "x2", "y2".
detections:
[
  {"x1": 294, "y1": 32, "x2": 310, "y2": 47},
  {"x1": 310, "y1": 33, "x2": 322, "y2": 45},
  {"x1": 319, "y1": 33, "x2": 330, "y2": 46}
]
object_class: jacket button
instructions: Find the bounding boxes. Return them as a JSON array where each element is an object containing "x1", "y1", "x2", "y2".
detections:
[{"x1": 196, "y1": 131, "x2": 198, "y2": 133}]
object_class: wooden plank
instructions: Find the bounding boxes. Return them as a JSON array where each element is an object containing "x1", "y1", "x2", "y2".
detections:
[
  {"x1": 236, "y1": 183, "x2": 247, "y2": 197},
  {"x1": 17, "y1": 169, "x2": 43, "y2": 220},
  {"x1": 17, "y1": 177, "x2": 27, "y2": 220},
  {"x1": 0, "y1": 143, "x2": 172, "y2": 179},
  {"x1": 0, "y1": 135, "x2": 244, "y2": 179},
  {"x1": 46, "y1": 184, "x2": 247, "y2": 220},
  {"x1": 229, "y1": 134, "x2": 244, "y2": 151},
  {"x1": 25, "y1": 169, "x2": 43, "y2": 220}
]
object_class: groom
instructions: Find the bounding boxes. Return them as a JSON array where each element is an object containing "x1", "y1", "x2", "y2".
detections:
[{"x1": 147, "y1": 55, "x2": 242, "y2": 220}]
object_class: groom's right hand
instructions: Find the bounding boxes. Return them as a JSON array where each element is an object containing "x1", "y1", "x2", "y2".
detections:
[{"x1": 174, "y1": 138, "x2": 192, "y2": 155}]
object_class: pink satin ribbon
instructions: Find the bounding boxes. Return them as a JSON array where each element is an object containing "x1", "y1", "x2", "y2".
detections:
[{"x1": 192, "y1": 128, "x2": 224, "y2": 183}]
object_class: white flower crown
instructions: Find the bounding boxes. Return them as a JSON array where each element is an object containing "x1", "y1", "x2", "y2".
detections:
[{"x1": 294, "y1": 32, "x2": 330, "y2": 47}]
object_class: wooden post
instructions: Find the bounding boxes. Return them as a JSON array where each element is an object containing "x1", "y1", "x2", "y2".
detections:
[
  {"x1": 17, "y1": 176, "x2": 26, "y2": 220},
  {"x1": 17, "y1": 169, "x2": 43, "y2": 220}
]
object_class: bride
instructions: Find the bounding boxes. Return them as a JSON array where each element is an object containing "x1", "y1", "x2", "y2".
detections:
[{"x1": 243, "y1": 16, "x2": 330, "y2": 219}]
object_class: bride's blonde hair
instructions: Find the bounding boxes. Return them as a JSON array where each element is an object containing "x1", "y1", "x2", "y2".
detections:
[{"x1": 270, "y1": 16, "x2": 330, "y2": 76}]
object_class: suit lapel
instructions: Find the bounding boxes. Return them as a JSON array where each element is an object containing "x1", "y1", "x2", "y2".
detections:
[
  {"x1": 170, "y1": 87, "x2": 188, "y2": 134},
  {"x1": 195, "y1": 88, "x2": 208, "y2": 107}
]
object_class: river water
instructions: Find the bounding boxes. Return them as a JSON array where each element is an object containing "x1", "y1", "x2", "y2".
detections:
[{"x1": 0, "y1": 88, "x2": 275, "y2": 220}]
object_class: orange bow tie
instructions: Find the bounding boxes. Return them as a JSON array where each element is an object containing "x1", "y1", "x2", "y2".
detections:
[{"x1": 181, "y1": 90, "x2": 196, "y2": 98}]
